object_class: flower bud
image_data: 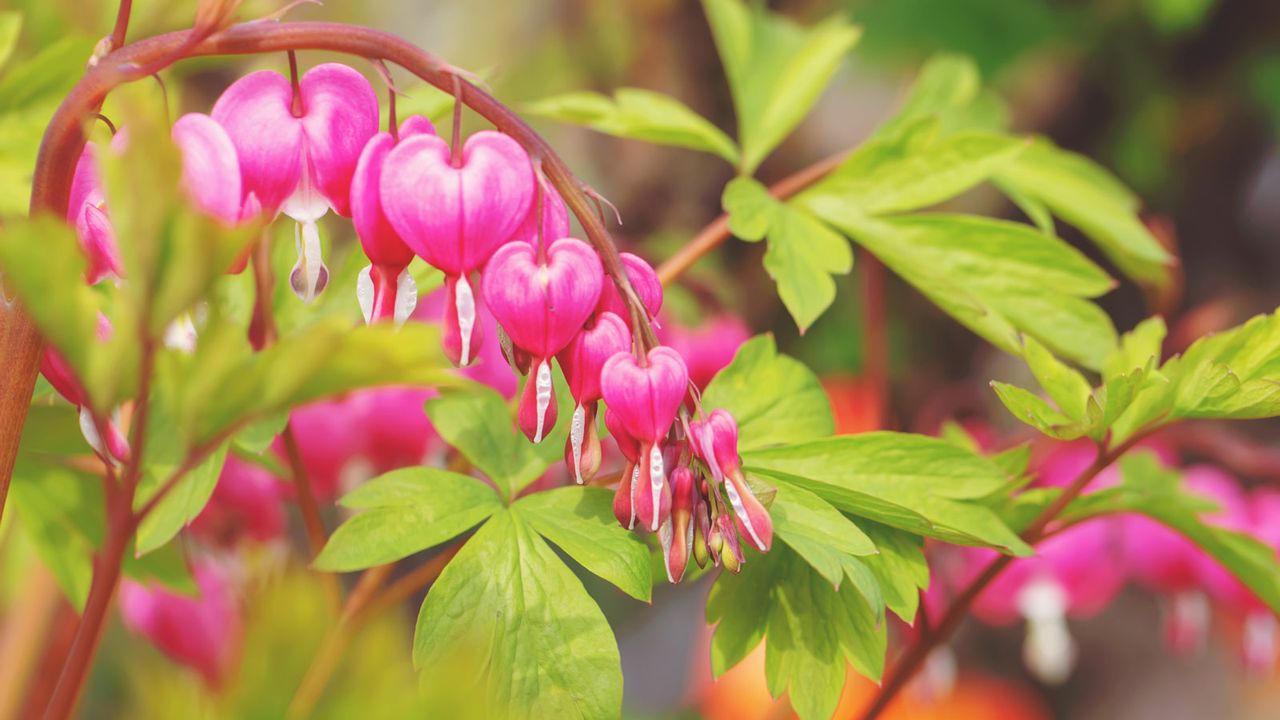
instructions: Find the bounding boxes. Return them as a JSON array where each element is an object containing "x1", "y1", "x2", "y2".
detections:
[
  {"x1": 715, "y1": 514, "x2": 744, "y2": 574},
  {"x1": 613, "y1": 461, "x2": 639, "y2": 529},
  {"x1": 693, "y1": 409, "x2": 772, "y2": 552},
  {"x1": 661, "y1": 466, "x2": 697, "y2": 583},
  {"x1": 564, "y1": 402, "x2": 603, "y2": 484},
  {"x1": 692, "y1": 497, "x2": 711, "y2": 569}
]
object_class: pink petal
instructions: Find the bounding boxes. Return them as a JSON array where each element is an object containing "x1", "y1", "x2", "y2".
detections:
[
  {"x1": 558, "y1": 311, "x2": 630, "y2": 403},
  {"x1": 211, "y1": 70, "x2": 304, "y2": 213},
  {"x1": 381, "y1": 131, "x2": 534, "y2": 274},
  {"x1": 297, "y1": 63, "x2": 380, "y2": 217},
  {"x1": 172, "y1": 113, "x2": 243, "y2": 224},
  {"x1": 351, "y1": 117, "x2": 436, "y2": 268},
  {"x1": 600, "y1": 346, "x2": 688, "y2": 443},
  {"x1": 482, "y1": 238, "x2": 603, "y2": 358}
]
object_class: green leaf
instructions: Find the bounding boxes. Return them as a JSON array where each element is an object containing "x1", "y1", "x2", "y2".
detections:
[
  {"x1": 514, "y1": 485, "x2": 652, "y2": 601},
  {"x1": 425, "y1": 386, "x2": 550, "y2": 499},
  {"x1": 821, "y1": 212, "x2": 1117, "y2": 370},
  {"x1": 1105, "y1": 316, "x2": 1167, "y2": 380},
  {"x1": 134, "y1": 442, "x2": 229, "y2": 556},
  {"x1": 316, "y1": 468, "x2": 501, "y2": 572},
  {"x1": 857, "y1": 523, "x2": 928, "y2": 622},
  {"x1": 767, "y1": 479, "x2": 877, "y2": 588},
  {"x1": 0, "y1": 12, "x2": 20, "y2": 71},
  {"x1": 797, "y1": 121, "x2": 1027, "y2": 215},
  {"x1": 722, "y1": 176, "x2": 776, "y2": 241},
  {"x1": 996, "y1": 178, "x2": 1055, "y2": 234},
  {"x1": 1085, "y1": 454, "x2": 1280, "y2": 613},
  {"x1": 996, "y1": 138, "x2": 1173, "y2": 290},
  {"x1": 190, "y1": 319, "x2": 454, "y2": 446},
  {"x1": 9, "y1": 467, "x2": 95, "y2": 607},
  {"x1": 991, "y1": 381, "x2": 1086, "y2": 441},
  {"x1": 763, "y1": 202, "x2": 854, "y2": 332},
  {"x1": 1110, "y1": 309, "x2": 1280, "y2": 443},
  {"x1": 701, "y1": 334, "x2": 835, "y2": 449},
  {"x1": 525, "y1": 88, "x2": 739, "y2": 164},
  {"x1": 414, "y1": 510, "x2": 622, "y2": 719},
  {"x1": 702, "y1": 0, "x2": 861, "y2": 173},
  {"x1": 708, "y1": 545, "x2": 885, "y2": 720},
  {"x1": 876, "y1": 53, "x2": 982, "y2": 138},
  {"x1": 1022, "y1": 334, "x2": 1093, "y2": 420},
  {"x1": 746, "y1": 434, "x2": 1031, "y2": 553}
]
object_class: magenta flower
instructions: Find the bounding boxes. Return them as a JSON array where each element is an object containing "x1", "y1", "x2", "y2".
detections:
[
  {"x1": 558, "y1": 311, "x2": 630, "y2": 483},
  {"x1": 596, "y1": 252, "x2": 663, "y2": 328},
  {"x1": 351, "y1": 116, "x2": 437, "y2": 325},
  {"x1": 119, "y1": 563, "x2": 240, "y2": 686},
  {"x1": 691, "y1": 409, "x2": 772, "y2": 553},
  {"x1": 191, "y1": 455, "x2": 287, "y2": 546},
  {"x1": 484, "y1": 237, "x2": 604, "y2": 442},
  {"x1": 212, "y1": 63, "x2": 379, "y2": 301},
  {"x1": 600, "y1": 346, "x2": 688, "y2": 531},
  {"x1": 40, "y1": 313, "x2": 130, "y2": 463},
  {"x1": 380, "y1": 130, "x2": 535, "y2": 365}
]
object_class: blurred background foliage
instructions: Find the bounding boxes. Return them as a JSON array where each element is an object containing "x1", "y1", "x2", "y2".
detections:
[{"x1": 2, "y1": 0, "x2": 1280, "y2": 718}]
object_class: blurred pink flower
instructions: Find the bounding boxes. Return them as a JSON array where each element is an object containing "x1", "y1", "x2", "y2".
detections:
[
  {"x1": 190, "y1": 455, "x2": 287, "y2": 546},
  {"x1": 119, "y1": 563, "x2": 240, "y2": 686},
  {"x1": 657, "y1": 312, "x2": 749, "y2": 389}
]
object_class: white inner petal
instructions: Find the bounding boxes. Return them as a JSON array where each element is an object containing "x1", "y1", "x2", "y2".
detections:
[
  {"x1": 280, "y1": 149, "x2": 330, "y2": 222},
  {"x1": 356, "y1": 265, "x2": 374, "y2": 325},
  {"x1": 658, "y1": 518, "x2": 675, "y2": 583},
  {"x1": 78, "y1": 406, "x2": 109, "y2": 462},
  {"x1": 394, "y1": 268, "x2": 418, "y2": 327},
  {"x1": 533, "y1": 360, "x2": 553, "y2": 443},
  {"x1": 455, "y1": 274, "x2": 476, "y2": 365},
  {"x1": 290, "y1": 219, "x2": 327, "y2": 303},
  {"x1": 570, "y1": 403, "x2": 587, "y2": 484},
  {"x1": 724, "y1": 477, "x2": 765, "y2": 550},
  {"x1": 628, "y1": 465, "x2": 640, "y2": 530},
  {"x1": 648, "y1": 444, "x2": 665, "y2": 532}
]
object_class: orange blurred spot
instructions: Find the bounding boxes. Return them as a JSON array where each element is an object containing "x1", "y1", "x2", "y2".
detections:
[{"x1": 823, "y1": 374, "x2": 884, "y2": 435}]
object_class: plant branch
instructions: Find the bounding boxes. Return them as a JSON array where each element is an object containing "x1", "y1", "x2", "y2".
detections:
[
  {"x1": 655, "y1": 151, "x2": 848, "y2": 286},
  {"x1": 858, "y1": 432, "x2": 1150, "y2": 720},
  {"x1": 109, "y1": 0, "x2": 133, "y2": 51},
  {"x1": 280, "y1": 421, "x2": 340, "y2": 611}
]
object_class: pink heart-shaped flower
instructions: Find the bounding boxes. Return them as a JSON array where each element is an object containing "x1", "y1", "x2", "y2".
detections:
[
  {"x1": 351, "y1": 116, "x2": 437, "y2": 269},
  {"x1": 597, "y1": 252, "x2": 663, "y2": 326},
  {"x1": 380, "y1": 130, "x2": 534, "y2": 275},
  {"x1": 172, "y1": 113, "x2": 243, "y2": 226},
  {"x1": 600, "y1": 346, "x2": 688, "y2": 443},
  {"x1": 559, "y1": 311, "x2": 630, "y2": 404},
  {"x1": 483, "y1": 237, "x2": 604, "y2": 359},
  {"x1": 212, "y1": 63, "x2": 378, "y2": 217}
]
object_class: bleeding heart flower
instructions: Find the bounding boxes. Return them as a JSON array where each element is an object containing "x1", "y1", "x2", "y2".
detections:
[
  {"x1": 40, "y1": 313, "x2": 130, "y2": 464},
  {"x1": 190, "y1": 455, "x2": 287, "y2": 546},
  {"x1": 691, "y1": 409, "x2": 772, "y2": 553},
  {"x1": 381, "y1": 130, "x2": 534, "y2": 366},
  {"x1": 601, "y1": 346, "x2": 688, "y2": 531},
  {"x1": 559, "y1": 312, "x2": 630, "y2": 483},
  {"x1": 596, "y1": 252, "x2": 663, "y2": 328},
  {"x1": 484, "y1": 237, "x2": 604, "y2": 442},
  {"x1": 119, "y1": 562, "x2": 240, "y2": 686},
  {"x1": 351, "y1": 116, "x2": 437, "y2": 326},
  {"x1": 212, "y1": 63, "x2": 379, "y2": 301},
  {"x1": 348, "y1": 386, "x2": 438, "y2": 472},
  {"x1": 172, "y1": 113, "x2": 245, "y2": 226}
]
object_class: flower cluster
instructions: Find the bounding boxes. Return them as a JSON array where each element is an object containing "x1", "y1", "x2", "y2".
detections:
[{"x1": 49, "y1": 59, "x2": 775, "y2": 586}]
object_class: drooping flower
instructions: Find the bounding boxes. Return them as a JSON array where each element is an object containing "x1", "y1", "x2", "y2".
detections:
[
  {"x1": 601, "y1": 346, "x2": 688, "y2": 531},
  {"x1": 558, "y1": 311, "x2": 630, "y2": 483},
  {"x1": 40, "y1": 313, "x2": 129, "y2": 463},
  {"x1": 119, "y1": 562, "x2": 240, "y2": 686},
  {"x1": 212, "y1": 63, "x2": 379, "y2": 301},
  {"x1": 483, "y1": 237, "x2": 604, "y2": 442},
  {"x1": 691, "y1": 409, "x2": 772, "y2": 553},
  {"x1": 380, "y1": 130, "x2": 534, "y2": 366},
  {"x1": 350, "y1": 116, "x2": 437, "y2": 325},
  {"x1": 596, "y1": 252, "x2": 663, "y2": 328}
]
